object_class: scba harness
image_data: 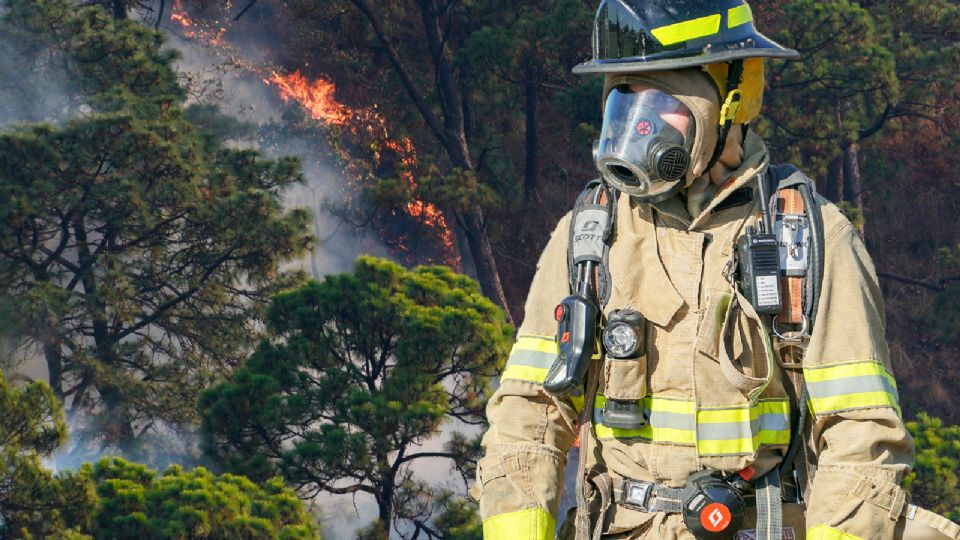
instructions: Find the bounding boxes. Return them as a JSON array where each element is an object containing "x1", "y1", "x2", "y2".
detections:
[{"x1": 547, "y1": 165, "x2": 825, "y2": 540}]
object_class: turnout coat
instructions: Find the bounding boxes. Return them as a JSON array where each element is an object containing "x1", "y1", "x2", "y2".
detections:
[{"x1": 475, "y1": 131, "x2": 914, "y2": 540}]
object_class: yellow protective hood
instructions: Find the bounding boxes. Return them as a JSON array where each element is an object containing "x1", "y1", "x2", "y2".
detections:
[{"x1": 604, "y1": 69, "x2": 721, "y2": 183}]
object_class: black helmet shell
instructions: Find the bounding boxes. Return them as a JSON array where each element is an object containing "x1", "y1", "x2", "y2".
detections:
[{"x1": 573, "y1": 0, "x2": 799, "y2": 75}]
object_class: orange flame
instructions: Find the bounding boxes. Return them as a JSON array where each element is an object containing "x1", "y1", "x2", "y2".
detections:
[
  {"x1": 171, "y1": 1, "x2": 459, "y2": 266},
  {"x1": 265, "y1": 70, "x2": 351, "y2": 125},
  {"x1": 171, "y1": 0, "x2": 226, "y2": 46}
]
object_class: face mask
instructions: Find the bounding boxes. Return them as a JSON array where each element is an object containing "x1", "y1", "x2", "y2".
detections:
[{"x1": 594, "y1": 86, "x2": 696, "y2": 202}]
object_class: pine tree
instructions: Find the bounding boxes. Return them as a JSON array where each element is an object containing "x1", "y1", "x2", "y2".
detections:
[
  {"x1": 200, "y1": 256, "x2": 512, "y2": 539},
  {"x1": 0, "y1": 370, "x2": 96, "y2": 539},
  {"x1": 0, "y1": 0, "x2": 312, "y2": 463}
]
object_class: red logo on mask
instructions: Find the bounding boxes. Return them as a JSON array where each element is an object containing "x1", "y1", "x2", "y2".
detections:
[{"x1": 635, "y1": 119, "x2": 655, "y2": 136}]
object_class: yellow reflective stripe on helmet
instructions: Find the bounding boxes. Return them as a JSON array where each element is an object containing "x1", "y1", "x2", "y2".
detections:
[
  {"x1": 807, "y1": 525, "x2": 864, "y2": 540},
  {"x1": 651, "y1": 14, "x2": 722, "y2": 46},
  {"x1": 500, "y1": 336, "x2": 558, "y2": 384},
  {"x1": 592, "y1": 395, "x2": 790, "y2": 455},
  {"x1": 482, "y1": 507, "x2": 555, "y2": 540},
  {"x1": 804, "y1": 361, "x2": 901, "y2": 416},
  {"x1": 727, "y1": 3, "x2": 753, "y2": 28}
]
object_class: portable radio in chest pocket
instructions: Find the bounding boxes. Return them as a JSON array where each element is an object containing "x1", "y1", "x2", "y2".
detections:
[
  {"x1": 735, "y1": 225, "x2": 781, "y2": 315},
  {"x1": 736, "y1": 171, "x2": 782, "y2": 315}
]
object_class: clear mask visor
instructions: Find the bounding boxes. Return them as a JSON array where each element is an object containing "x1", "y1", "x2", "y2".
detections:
[{"x1": 595, "y1": 86, "x2": 696, "y2": 199}]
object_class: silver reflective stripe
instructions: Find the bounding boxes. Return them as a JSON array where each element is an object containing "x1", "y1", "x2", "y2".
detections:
[
  {"x1": 505, "y1": 349, "x2": 556, "y2": 370},
  {"x1": 808, "y1": 373, "x2": 899, "y2": 401},
  {"x1": 651, "y1": 410, "x2": 696, "y2": 431},
  {"x1": 696, "y1": 414, "x2": 790, "y2": 441},
  {"x1": 593, "y1": 405, "x2": 696, "y2": 431}
]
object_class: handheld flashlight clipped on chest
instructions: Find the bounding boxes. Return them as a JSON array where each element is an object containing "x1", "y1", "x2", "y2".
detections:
[{"x1": 599, "y1": 309, "x2": 647, "y2": 430}]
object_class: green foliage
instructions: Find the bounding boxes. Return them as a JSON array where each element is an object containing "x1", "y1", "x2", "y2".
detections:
[
  {"x1": 836, "y1": 201, "x2": 864, "y2": 231},
  {"x1": 761, "y1": 0, "x2": 960, "y2": 176},
  {"x1": 0, "y1": 0, "x2": 312, "y2": 462},
  {"x1": 0, "y1": 0, "x2": 183, "y2": 122},
  {"x1": 905, "y1": 413, "x2": 960, "y2": 521},
  {"x1": 761, "y1": 0, "x2": 898, "y2": 174},
  {"x1": 431, "y1": 491, "x2": 483, "y2": 540},
  {"x1": 0, "y1": 369, "x2": 97, "y2": 539},
  {"x1": 86, "y1": 457, "x2": 318, "y2": 539},
  {"x1": 0, "y1": 368, "x2": 316, "y2": 539},
  {"x1": 200, "y1": 256, "x2": 512, "y2": 536}
]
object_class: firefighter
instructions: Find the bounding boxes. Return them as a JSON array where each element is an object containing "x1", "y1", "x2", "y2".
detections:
[{"x1": 471, "y1": 1, "x2": 956, "y2": 539}]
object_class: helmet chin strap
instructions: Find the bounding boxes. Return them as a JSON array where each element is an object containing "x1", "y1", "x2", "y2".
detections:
[{"x1": 705, "y1": 59, "x2": 745, "y2": 173}]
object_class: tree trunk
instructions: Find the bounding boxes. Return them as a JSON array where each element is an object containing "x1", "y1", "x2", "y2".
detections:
[
  {"x1": 350, "y1": 0, "x2": 514, "y2": 321},
  {"x1": 524, "y1": 57, "x2": 539, "y2": 203},
  {"x1": 377, "y1": 455, "x2": 393, "y2": 540},
  {"x1": 844, "y1": 142, "x2": 865, "y2": 236},
  {"x1": 71, "y1": 217, "x2": 135, "y2": 451},
  {"x1": 826, "y1": 155, "x2": 844, "y2": 203},
  {"x1": 43, "y1": 338, "x2": 64, "y2": 401},
  {"x1": 461, "y1": 206, "x2": 512, "y2": 322},
  {"x1": 830, "y1": 97, "x2": 846, "y2": 203},
  {"x1": 112, "y1": 0, "x2": 126, "y2": 19}
]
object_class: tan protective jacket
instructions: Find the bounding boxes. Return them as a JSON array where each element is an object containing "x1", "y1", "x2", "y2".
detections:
[{"x1": 475, "y1": 131, "x2": 914, "y2": 540}]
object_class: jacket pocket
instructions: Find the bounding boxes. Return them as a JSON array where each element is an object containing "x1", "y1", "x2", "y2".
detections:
[
  {"x1": 716, "y1": 290, "x2": 776, "y2": 402},
  {"x1": 696, "y1": 289, "x2": 733, "y2": 361},
  {"x1": 603, "y1": 356, "x2": 648, "y2": 401}
]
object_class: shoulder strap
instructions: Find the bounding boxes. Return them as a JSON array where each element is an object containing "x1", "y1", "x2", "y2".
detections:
[
  {"x1": 567, "y1": 180, "x2": 619, "y2": 307},
  {"x1": 767, "y1": 164, "x2": 824, "y2": 505}
]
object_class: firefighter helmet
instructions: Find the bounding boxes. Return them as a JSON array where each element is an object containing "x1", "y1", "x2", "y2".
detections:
[{"x1": 573, "y1": 0, "x2": 799, "y2": 76}]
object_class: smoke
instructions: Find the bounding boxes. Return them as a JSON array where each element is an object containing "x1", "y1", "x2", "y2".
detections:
[
  {"x1": 0, "y1": 2, "x2": 464, "y2": 535},
  {"x1": 0, "y1": 11, "x2": 72, "y2": 129},
  {"x1": 162, "y1": 21, "x2": 401, "y2": 540},
  {"x1": 167, "y1": 33, "x2": 392, "y2": 281}
]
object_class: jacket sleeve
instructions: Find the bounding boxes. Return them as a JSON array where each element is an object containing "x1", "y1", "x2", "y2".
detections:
[
  {"x1": 474, "y1": 214, "x2": 580, "y2": 540},
  {"x1": 802, "y1": 206, "x2": 915, "y2": 540}
]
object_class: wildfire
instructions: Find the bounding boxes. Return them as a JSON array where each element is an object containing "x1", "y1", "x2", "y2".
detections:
[
  {"x1": 265, "y1": 70, "x2": 351, "y2": 126},
  {"x1": 171, "y1": 0, "x2": 227, "y2": 46},
  {"x1": 170, "y1": 1, "x2": 459, "y2": 266}
]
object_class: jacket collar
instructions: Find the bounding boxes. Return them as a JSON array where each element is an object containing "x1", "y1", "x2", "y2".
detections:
[{"x1": 651, "y1": 130, "x2": 770, "y2": 231}]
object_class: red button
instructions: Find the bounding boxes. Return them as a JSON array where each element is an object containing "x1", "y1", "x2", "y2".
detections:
[
  {"x1": 561, "y1": 331, "x2": 570, "y2": 343},
  {"x1": 737, "y1": 467, "x2": 755, "y2": 481},
  {"x1": 554, "y1": 304, "x2": 564, "y2": 321}
]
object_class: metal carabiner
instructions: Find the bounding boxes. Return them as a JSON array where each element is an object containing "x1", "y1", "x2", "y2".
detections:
[{"x1": 772, "y1": 313, "x2": 809, "y2": 342}]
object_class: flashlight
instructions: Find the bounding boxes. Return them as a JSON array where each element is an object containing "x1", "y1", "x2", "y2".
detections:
[{"x1": 602, "y1": 309, "x2": 643, "y2": 359}]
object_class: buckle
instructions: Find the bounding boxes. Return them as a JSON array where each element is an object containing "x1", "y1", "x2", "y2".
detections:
[{"x1": 620, "y1": 479, "x2": 654, "y2": 511}]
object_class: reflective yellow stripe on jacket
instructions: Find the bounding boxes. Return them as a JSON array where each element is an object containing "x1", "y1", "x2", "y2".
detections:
[
  {"x1": 804, "y1": 360, "x2": 901, "y2": 416},
  {"x1": 807, "y1": 525, "x2": 864, "y2": 540},
  {"x1": 482, "y1": 508, "x2": 554, "y2": 540},
  {"x1": 500, "y1": 336, "x2": 557, "y2": 384},
  {"x1": 593, "y1": 396, "x2": 791, "y2": 456}
]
